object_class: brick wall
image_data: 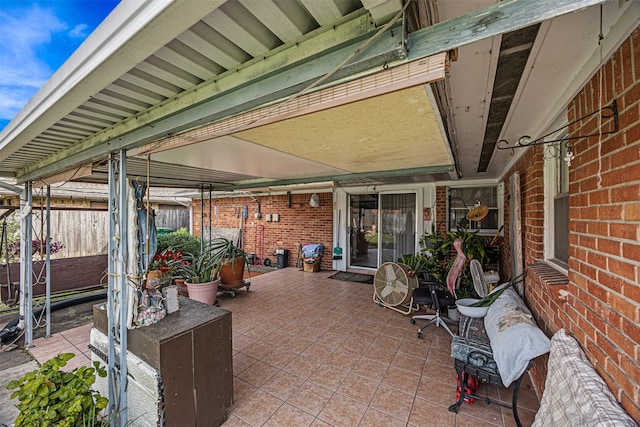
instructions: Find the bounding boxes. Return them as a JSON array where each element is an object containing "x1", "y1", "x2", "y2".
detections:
[
  {"x1": 503, "y1": 28, "x2": 640, "y2": 421},
  {"x1": 193, "y1": 192, "x2": 334, "y2": 270}
]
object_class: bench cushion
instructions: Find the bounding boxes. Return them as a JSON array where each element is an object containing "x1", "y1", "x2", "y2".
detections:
[
  {"x1": 484, "y1": 288, "x2": 551, "y2": 387},
  {"x1": 533, "y1": 329, "x2": 636, "y2": 427}
]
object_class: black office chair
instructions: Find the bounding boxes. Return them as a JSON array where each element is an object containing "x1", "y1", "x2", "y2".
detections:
[{"x1": 410, "y1": 272, "x2": 458, "y2": 338}]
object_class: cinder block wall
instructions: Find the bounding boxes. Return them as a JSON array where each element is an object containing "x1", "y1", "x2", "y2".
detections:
[
  {"x1": 193, "y1": 192, "x2": 334, "y2": 270},
  {"x1": 505, "y1": 28, "x2": 640, "y2": 421}
]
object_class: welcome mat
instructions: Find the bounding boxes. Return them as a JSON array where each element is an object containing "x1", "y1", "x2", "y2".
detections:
[{"x1": 328, "y1": 272, "x2": 374, "y2": 284}]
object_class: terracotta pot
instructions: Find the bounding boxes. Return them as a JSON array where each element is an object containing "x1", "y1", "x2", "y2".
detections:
[
  {"x1": 186, "y1": 278, "x2": 220, "y2": 305},
  {"x1": 174, "y1": 278, "x2": 188, "y2": 297},
  {"x1": 219, "y1": 255, "x2": 246, "y2": 285}
]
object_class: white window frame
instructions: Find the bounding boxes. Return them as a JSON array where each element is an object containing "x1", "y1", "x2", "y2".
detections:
[
  {"x1": 543, "y1": 130, "x2": 569, "y2": 274},
  {"x1": 446, "y1": 181, "x2": 504, "y2": 236}
]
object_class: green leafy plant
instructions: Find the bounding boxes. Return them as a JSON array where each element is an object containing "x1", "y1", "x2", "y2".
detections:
[
  {"x1": 170, "y1": 246, "x2": 220, "y2": 284},
  {"x1": 470, "y1": 273, "x2": 525, "y2": 307},
  {"x1": 6, "y1": 352, "x2": 108, "y2": 426},
  {"x1": 209, "y1": 236, "x2": 250, "y2": 276},
  {"x1": 156, "y1": 228, "x2": 201, "y2": 258}
]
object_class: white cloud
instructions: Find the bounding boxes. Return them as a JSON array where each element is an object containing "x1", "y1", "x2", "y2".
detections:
[
  {"x1": 0, "y1": 5, "x2": 68, "y2": 122},
  {"x1": 69, "y1": 23, "x2": 88, "y2": 39}
]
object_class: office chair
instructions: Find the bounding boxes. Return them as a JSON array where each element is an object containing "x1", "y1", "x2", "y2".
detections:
[{"x1": 410, "y1": 238, "x2": 466, "y2": 338}]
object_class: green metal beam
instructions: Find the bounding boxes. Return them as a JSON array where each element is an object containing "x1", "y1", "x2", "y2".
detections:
[
  {"x1": 0, "y1": 180, "x2": 22, "y2": 194},
  {"x1": 17, "y1": 15, "x2": 405, "y2": 183},
  {"x1": 407, "y1": 0, "x2": 608, "y2": 60},
  {"x1": 205, "y1": 165, "x2": 455, "y2": 191}
]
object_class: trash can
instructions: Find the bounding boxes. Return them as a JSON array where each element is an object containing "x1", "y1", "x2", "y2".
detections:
[{"x1": 276, "y1": 249, "x2": 289, "y2": 269}]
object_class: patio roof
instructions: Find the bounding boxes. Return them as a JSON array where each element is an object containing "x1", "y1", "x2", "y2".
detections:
[{"x1": 0, "y1": 0, "x2": 637, "y2": 190}]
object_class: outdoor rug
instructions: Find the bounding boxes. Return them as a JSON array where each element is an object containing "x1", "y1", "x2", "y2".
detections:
[{"x1": 328, "y1": 271, "x2": 374, "y2": 284}]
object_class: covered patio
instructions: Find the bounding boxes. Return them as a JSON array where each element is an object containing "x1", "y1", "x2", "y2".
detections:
[
  {"x1": 1, "y1": 0, "x2": 638, "y2": 425},
  {"x1": 22, "y1": 268, "x2": 540, "y2": 427}
]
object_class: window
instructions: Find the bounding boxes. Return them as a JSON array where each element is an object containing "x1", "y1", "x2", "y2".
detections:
[
  {"x1": 447, "y1": 185, "x2": 502, "y2": 234},
  {"x1": 544, "y1": 136, "x2": 570, "y2": 269}
]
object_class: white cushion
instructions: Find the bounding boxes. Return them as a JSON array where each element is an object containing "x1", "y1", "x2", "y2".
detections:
[{"x1": 484, "y1": 288, "x2": 551, "y2": 387}]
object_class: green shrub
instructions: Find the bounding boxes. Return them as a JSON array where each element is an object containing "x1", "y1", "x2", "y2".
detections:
[
  {"x1": 156, "y1": 228, "x2": 201, "y2": 257},
  {"x1": 6, "y1": 352, "x2": 108, "y2": 426}
]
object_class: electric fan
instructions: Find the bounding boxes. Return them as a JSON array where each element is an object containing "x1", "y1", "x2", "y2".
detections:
[
  {"x1": 469, "y1": 259, "x2": 489, "y2": 298},
  {"x1": 373, "y1": 262, "x2": 419, "y2": 314}
]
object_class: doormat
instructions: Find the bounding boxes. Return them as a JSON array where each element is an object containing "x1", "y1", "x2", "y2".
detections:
[{"x1": 328, "y1": 272, "x2": 374, "y2": 284}]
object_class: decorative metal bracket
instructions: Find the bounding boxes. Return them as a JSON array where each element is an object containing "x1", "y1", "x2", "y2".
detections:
[{"x1": 497, "y1": 99, "x2": 619, "y2": 152}]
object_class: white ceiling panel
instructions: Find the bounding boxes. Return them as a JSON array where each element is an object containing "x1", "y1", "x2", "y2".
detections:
[{"x1": 149, "y1": 135, "x2": 349, "y2": 179}]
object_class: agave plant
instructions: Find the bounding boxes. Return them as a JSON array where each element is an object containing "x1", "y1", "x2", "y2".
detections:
[
  {"x1": 170, "y1": 246, "x2": 220, "y2": 284},
  {"x1": 209, "y1": 236, "x2": 250, "y2": 275}
]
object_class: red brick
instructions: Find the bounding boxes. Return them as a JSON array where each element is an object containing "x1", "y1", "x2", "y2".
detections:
[
  {"x1": 621, "y1": 316, "x2": 640, "y2": 343},
  {"x1": 597, "y1": 238, "x2": 621, "y2": 256},
  {"x1": 622, "y1": 242, "x2": 640, "y2": 263},
  {"x1": 626, "y1": 203, "x2": 640, "y2": 221},
  {"x1": 609, "y1": 293, "x2": 640, "y2": 323},
  {"x1": 598, "y1": 204, "x2": 624, "y2": 220},
  {"x1": 597, "y1": 270, "x2": 624, "y2": 294},
  {"x1": 619, "y1": 101, "x2": 640, "y2": 129},
  {"x1": 611, "y1": 223, "x2": 639, "y2": 240}
]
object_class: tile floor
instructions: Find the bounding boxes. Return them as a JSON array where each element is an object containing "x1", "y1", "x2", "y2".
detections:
[{"x1": 27, "y1": 268, "x2": 540, "y2": 427}]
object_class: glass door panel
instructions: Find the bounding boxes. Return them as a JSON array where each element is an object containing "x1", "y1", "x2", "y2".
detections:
[
  {"x1": 349, "y1": 193, "x2": 416, "y2": 269},
  {"x1": 380, "y1": 193, "x2": 416, "y2": 264},
  {"x1": 349, "y1": 194, "x2": 378, "y2": 268}
]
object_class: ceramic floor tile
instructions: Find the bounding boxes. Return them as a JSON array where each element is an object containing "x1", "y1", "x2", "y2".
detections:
[
  {"x1": 261, "y1": 370, "x2": 305, "y2": 401},
  {"x1": 409, "y1": 397, "x2": 456, "y2": 427},
  {"x1": 282, "y1": 355, "x2": 322, "y2": 379},
  {"x1": 37, "y1": 269, "x2": 542, "y2": 426},
  {"x1": 262, "y1": 403, "x2": 315, "y2": 427},
  {"x1": 287, "y1": 381, "x2": 334, "y2": 417},
  {"x1": 234, "y1": 352, "x2": 259, "y2": 375},
  {"x1": 232, "y1": 378, "x2": 257, "y2": 405},
  {"x1": 235, "y1": 360, "x2": 280, "y2": 388},
  {"x1": 231, "y1": 389, "x2": 284, "y2": 427},
  {"x1": 317, "y1": 393, "x2": 367, "y2": 427},
  {"x1": 369, "y1": 384, "x2": 414, "y2": 422},
  {"x1": 307, "y1": 364, "x2": 349, "y2": 391},
  {"x1": 381, "y1": 366, "x2": 421, "y2": 395},
  {"x1": 350, "y1": 356, "x2": 389, "y2": 382},
  {"x1": 261, "y1": 347, "x2": 298, "y2": 369},
  {"x1": 360, "y1": 407, "x2": 407, "y2": 427},
  {"x1": 336, "y1": 373, "x2": 380, "y2": 405}
]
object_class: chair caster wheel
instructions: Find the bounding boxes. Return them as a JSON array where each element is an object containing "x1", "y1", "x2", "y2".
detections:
[
  {"x1": 417, "y1": 332, "x2": 423, "y2": 339},
  {"x1": 410, "y1": 319, "x2": 416, "y2": 324}
]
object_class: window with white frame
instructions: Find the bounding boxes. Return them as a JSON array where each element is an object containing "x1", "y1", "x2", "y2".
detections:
[
  {"x1": 447, "y1": 184, "x2": 502, "y2": 235},
  {"x1": 544, "y1": 137, "x2": 570, "y2": 269}
]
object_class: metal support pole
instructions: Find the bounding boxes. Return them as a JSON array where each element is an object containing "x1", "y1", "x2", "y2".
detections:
[
  {"x1": 200, "y1": 185, "x2": 204, "y2": 253},
  {"x1": 19, "y1": 182, "x2": 33, "y2": 347},
  {"x1": 107, "y1": 153, "x2": 118, "y2": 425},
  {"x1": 45, "y1": 185, "x2": 51, "y2": 338},
  {"x1": 118, "y1": 150, "x2": 129, "y2": 425}
]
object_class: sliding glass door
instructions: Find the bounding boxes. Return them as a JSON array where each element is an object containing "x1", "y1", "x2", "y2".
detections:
[{"x1": 349, "y1": 192, "x2": 416, "y2": 269}]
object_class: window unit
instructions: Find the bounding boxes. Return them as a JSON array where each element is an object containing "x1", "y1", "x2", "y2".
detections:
[
  {"x1": 447, "y1": 184, "x2": 502, "y2": 235},
  {"x1": 544, "y1": 135, "x2": 570, "y2": 270}
]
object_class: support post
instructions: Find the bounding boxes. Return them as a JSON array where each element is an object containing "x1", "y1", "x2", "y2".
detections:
[
  {"x1": 19, "y1": 182, "x2": 33, "y2": 347},
  {"x1": 107, "y1": 153, "x2": 118, "y2": 425},
  {"x1": 45, "y1": 185, "x2": 51, "y2": 338},
  {"x1": 118, "y1": 150, "x2": 129, "y2": 425}
]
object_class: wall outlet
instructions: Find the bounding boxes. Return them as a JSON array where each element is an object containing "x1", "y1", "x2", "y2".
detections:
[
  {"x1": 273, "y1": 213, "x2": 279, "y2": 222},
  {"x1": 265, "y1": 214, "x2": 272, "y2": 222}
]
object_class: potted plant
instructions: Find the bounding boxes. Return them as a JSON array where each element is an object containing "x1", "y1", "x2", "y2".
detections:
[
  {"x1": 209, "y1": 237, "x2": 250, "y2": 287},
  {"x1": 171, "y1": 248, "x2": 221, "y2": 305}
]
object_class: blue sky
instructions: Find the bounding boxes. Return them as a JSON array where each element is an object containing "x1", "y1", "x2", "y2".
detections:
[{"x1": 0, "y1": 0, "x2": 119, "y2": 131}]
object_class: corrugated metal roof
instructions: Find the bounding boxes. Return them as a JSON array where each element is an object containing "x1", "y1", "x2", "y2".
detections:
[{"x1": 0, "y1": 0, "x2": 377, "y2": 183}]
